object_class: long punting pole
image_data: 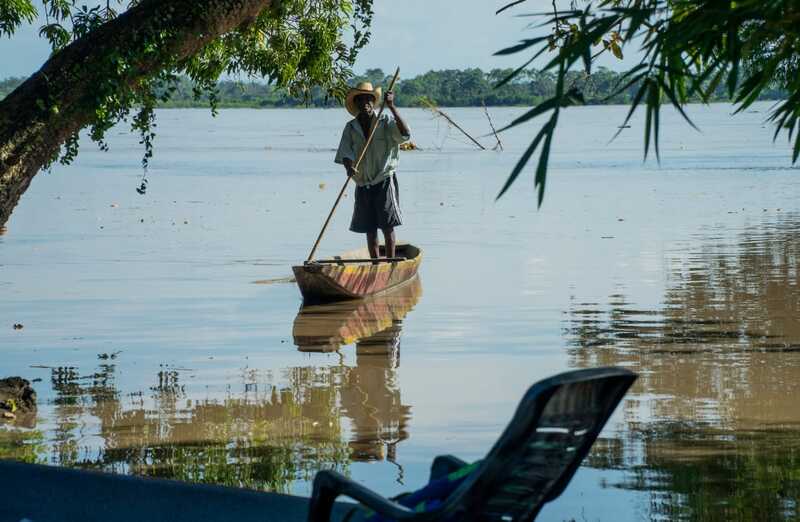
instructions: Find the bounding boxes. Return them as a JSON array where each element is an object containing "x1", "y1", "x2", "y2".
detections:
[{"x1": 306, "y1": 67, "x2": 401, "y2": 263}]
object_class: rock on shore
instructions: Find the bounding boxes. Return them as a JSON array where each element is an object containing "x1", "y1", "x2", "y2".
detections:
[{"x1": 0, "y1": 377, "x2": 37, "y2": 421}]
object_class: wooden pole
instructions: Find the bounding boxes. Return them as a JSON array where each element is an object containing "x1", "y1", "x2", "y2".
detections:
[
  {"x1": 312, "y1": 257, "x2": 407, "y2": 264},
  {"x1": 306, "y1": 67, "x2": 401, "y2": 262},
  {"x1": 482, "y1": 100, "x2": 503, "y2": 151},
  {"x1": 422, "y1": 98, "x2": 486, "y2": 150}
]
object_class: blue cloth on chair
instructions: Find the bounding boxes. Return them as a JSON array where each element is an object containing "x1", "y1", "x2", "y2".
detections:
[{"x1": 363, "y1": 462, "x2": 478, "y2": 521}]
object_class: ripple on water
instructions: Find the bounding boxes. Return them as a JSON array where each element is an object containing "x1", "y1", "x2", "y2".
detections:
[
  {"x1": 563, "y1": 212, "x2": 800, "y2": 520},
  {"x1": 2, "y1": 105, "x2": 800, "y2": 521}
]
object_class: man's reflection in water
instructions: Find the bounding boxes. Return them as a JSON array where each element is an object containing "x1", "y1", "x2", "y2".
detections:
[
  {"x1": 341, "y1": 321, "x2": 410, "y2": 466},
  {"x1": 294, "y1": 277, "x2": 421, "y2": 477}
]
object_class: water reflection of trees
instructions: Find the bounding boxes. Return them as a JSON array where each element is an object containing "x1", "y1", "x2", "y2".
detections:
[
  {"x1": 0, "y1": 429, "x2": 45, "y2": 463},
  {"x1": 586, "y1": 432, "x2": 800, "y2": 520},
  {"x1": 565, "y1": 215, "x2": 800, "y2": 520},
  {"x1": 341, "y1": 327, "x2": 410, "y2": 467},
  {"x1": 38, "y1": 362, "x2": 350, "y2": 493},
  {"x1": 2, "y1": 278, "x2": 421, "y2": 494}
]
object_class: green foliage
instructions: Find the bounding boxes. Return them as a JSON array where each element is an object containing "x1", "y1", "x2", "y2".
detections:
[
  {"x1": 0, "y1": 429, "x2": 46, "y2": 464},
  {"x1": 4, "y1": 66, "x2": 781, "y2": 109},
  {"x1": 0, "y1": 0, "x2": 36, "y2": 37},
  {"x1": 0, "y1": 0, "x2": 373, "y2": 170},
  {"x1": 497, "y1": 0, "x2": 800, "y2": 204}
]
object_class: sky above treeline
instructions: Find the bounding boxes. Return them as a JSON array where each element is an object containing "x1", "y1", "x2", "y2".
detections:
[{"x1": 0, "y1": 1, "x2": 641, "y2": 79}]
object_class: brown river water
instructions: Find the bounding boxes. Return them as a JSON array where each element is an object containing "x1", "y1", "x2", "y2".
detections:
[{"x1": 1, "y1": 103, "x2": 799, "y2": 520}]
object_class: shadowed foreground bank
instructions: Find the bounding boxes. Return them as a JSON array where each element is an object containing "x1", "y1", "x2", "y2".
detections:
[{"x1": 0, "y1": 459, "x2": 357, "y2": 522}]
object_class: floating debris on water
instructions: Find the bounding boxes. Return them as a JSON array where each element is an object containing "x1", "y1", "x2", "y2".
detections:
[
  {"x1": 399, "y1": 142, "x2": 420, "y2": 151},
  {"x1": 252, "y1": 276, "x2": 296, "y2": 285},
  {"x1": 13, "y1": 323, "x2": 23, "y2": 330},
  {"x1": 482, "y1": 101, "x2": 503, "y2": 151},
  {"x1": 421, "y1": 97, "x2": 486, "y2": 150}
]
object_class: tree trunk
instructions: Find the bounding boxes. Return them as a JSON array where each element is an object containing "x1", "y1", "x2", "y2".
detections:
[{"x1": 0, "y1": 0, "x2": 272, "y2": 227}]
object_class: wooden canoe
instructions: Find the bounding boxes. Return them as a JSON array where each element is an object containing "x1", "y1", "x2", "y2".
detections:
[
  {"x1": 292, "y1": 275, "x2": 422, "y2": 352},
  {"x1": 292, "y1": 243, "x2": 422, "y2": 302}
]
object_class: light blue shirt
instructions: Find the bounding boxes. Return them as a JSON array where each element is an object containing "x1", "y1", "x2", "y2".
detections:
[{"x1": 334, "y1": 113, "x2": 410, "y2": 187}]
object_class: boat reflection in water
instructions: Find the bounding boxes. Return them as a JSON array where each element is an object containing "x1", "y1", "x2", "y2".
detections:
[{"x1": 293, "y1": 276, "x2": 422, "y2": 466}]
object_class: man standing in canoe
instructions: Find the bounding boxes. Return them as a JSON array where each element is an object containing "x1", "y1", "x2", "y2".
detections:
[{"x1": 335, "y1": 81, "x2": 411, "y2": 259}]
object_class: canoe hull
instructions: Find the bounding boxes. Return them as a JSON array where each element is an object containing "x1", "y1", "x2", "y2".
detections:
[
  {"x1": 292, "y1": 275, "x2": 423, "y2": 351},
  {"x1": 292, "y1": 244, "x2": 422, "y2": 302}
]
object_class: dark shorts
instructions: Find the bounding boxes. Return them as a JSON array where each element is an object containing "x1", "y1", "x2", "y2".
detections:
[{"x1": 350, "y1": 176, "x2": 403, "y2": 233}]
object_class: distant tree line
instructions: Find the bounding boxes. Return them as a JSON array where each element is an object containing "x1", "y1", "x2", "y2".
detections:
[{"x1": 0, "y1": 68, "x2": 786, "y2": 108}]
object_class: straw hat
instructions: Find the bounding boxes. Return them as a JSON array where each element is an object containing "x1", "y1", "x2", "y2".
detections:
[{"x1": 345, "y1": 81, "x2": 382, "y2": 117}]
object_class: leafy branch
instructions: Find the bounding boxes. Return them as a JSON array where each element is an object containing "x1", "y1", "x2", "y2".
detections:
[
  {"x1": 3, "y1": 0, "x2": 374, "y2": 172},
  {"x1": 495, "y1": 0, "x2": 800, "y2": 204}
]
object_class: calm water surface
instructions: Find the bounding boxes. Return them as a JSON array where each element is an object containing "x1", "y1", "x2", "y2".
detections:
[{"x1": 1, "y1": 103, "x2": 799, "y2": 520}]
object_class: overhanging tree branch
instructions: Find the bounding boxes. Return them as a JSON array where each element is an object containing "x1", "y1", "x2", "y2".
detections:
[
  {"x1": 0, "y1": 0, "x2": 371, "y2": 227},
  {"x1": 0, "y1": 0, "x2": 274, "y2": 226}
]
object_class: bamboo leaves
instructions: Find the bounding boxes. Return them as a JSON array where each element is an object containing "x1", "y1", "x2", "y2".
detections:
[
  {"x1": 495, "y1": 36, "x2": 551, "y2": 56},
  {"x1": 496, "y1": 63, "x2": 583, "y2": 205},
  {"x1": 495, "y1": 0, "x2": 800, "y2": 205},
  {"x1": 0, "y1": 0, "x2": 36, "y2": 37},
  {"x1": 768, "y1": 94, "x2": 800, "y2": 163}
]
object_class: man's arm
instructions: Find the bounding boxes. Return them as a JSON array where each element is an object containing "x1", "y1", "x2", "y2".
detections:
[
  {"x1": 335, "y1": 126, "x2": 357, "y2": 177},
  {"x1": 384, "y1": 92, "x2": 409, "y2": 138},
  {"x1": 342, "y1": 158, "x2": 356, "y2": 178}
]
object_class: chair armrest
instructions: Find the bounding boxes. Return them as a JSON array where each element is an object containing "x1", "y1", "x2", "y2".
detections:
[
  {"x1": 309, "y1": 470, "x2": 439, "y2": 522},
  {"x1": 429, "y1": 455, "x2": 468, "y2": 481}
]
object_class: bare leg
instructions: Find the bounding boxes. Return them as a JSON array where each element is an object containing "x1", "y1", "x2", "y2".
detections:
[
  {"x1": 366, "y1": 230, "x2": 380, "y2": 259},
  {"x1": 382, "y1": 227, "x2": 396, "y2": 258}
]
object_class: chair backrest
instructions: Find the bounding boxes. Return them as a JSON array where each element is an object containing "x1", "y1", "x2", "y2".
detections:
[{"x1": 442, "y1": 367, "x2": 637, "y2": 522}]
